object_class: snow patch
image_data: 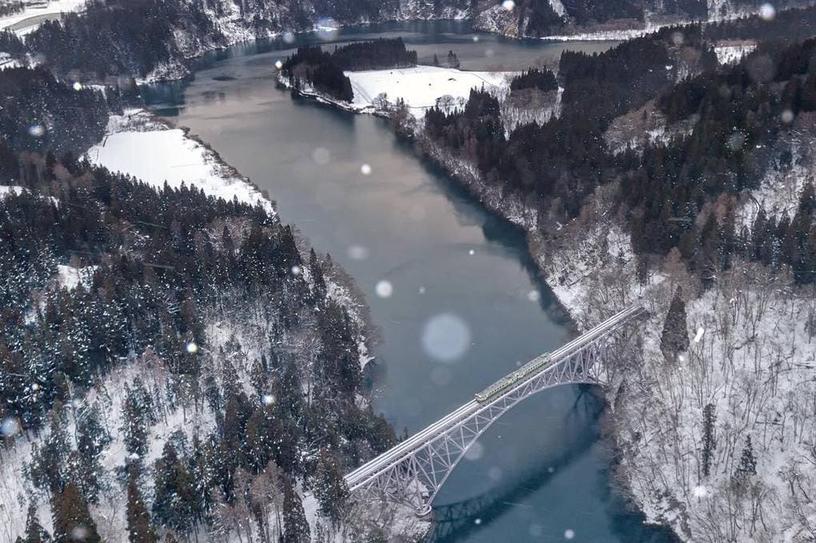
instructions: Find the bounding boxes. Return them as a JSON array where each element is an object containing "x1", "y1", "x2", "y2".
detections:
[
  {"x1": 346, "y1": 66, "x2": 512, "y2": 119},
  {"x1": 86, "y1": 110, "x2": 274, "y2": 213},
  {"x1": 714, "y1": 42, "x2": 757, "y2": 65},
  {"x1": 56, "y1": 264, "x2": 98, "y2": 291}
]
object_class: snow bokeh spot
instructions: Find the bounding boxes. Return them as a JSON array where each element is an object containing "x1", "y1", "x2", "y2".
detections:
[
  {"x1": 422, "y1": 313, "x2": 471, "y2": 362},
  {"x1": 781, "y1": 109, "x2": 795, "y2": 124},
  {"x1": 72, "y1": 81, "x2": 82, "y2": 91},
  {"x1": 361, "y1": 163, "x2": 372, "y2": 175},
  {"x1": 275, "y1": 59, "x2": 283, "y2": 70},
  {"x1": 375, "y1": 279, "x2": 393, "y2": 298},
  {"x1": 312, "y1": 147, "x2": 331, "y2": 165},
  {"x1": 347, "y1": 244, "x2": 369, "y2": 260},
  {"x1": 759, "y1": 3, "x2": 775, "y2": 20},
  {"x1": 28, "y1": 124, "x2": 45, "y2": 137},
  {"x1": 527, "y1": 290, "x2": 541, "y2": 302},
  {"x1": 186, "y1": 341, "x2": 198, "y2": 354},
  {"x1": 291, "y1": 265, "x2": 302, "y2": 276},
  {"x1": 1, "y1": 417, "x2": 20, "y2": 438},
  {"x1": 282, "y1": 31, "x2": 295, "y2": 44},
  {"x1": 564, "y1": 528, "x2": 575, "y2": 539},
  {"x1": 502, "y1": 0, "x2": 515, "y2": 10},
  {"x1": 692, "y1": 484, "x2": 709, "y2": 498},
  {"x1": 474, "y1": 518, "x2": 483, "y2": 525},
  {"x1": 71, "y1": 525, "x2": 89, "y2": 540},
  {"x1": 262, "y1": 394, "x2": 275, "y2": 406},
  {"x1": 464, "y1": 441, "x2": 484, "y2": 460},
  {"x1": 316, "y1": 17, "x2": 339, "y2": 40}
]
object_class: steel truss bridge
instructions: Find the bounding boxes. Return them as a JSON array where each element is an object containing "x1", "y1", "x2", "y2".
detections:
[{"x1": 344, "y1": 305, "x2": 646, "y2": 515}]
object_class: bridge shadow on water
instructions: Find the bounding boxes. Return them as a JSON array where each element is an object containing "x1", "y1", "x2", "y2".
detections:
[{"x1": 425, "y1": 387, "x2": 680, "y2": 543}]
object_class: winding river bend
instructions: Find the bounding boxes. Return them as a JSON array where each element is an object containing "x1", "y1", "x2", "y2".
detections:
[{"x1": 145, "y1": 21, "x2": 675, "y2": 542}]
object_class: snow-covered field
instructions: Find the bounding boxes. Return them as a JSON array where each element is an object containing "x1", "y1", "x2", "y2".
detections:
[
  {"x1": 346, "y1": 66, "x2": 512, "y2": 118},
  {"x1": 0, "y1": 185, "x2": 25, "y2": 199},
  {"x1": 0, "y1": 0, "x2": 84, "y2": 34},
  {"x1": 714, "y1": 42, "x2": 757, "y2": 65},
  {"x1": 86, "y1": 110, "x2": 273, "y2": 213}
]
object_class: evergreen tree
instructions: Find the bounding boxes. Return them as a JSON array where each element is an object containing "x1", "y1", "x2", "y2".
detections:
[
  {"x1": 313, "y1": 449, "x2": 349, "y2": 524},
  {"x1": 28, "y1": 405, "x2": 70, "y2": 494},
  {"x1": 51, "y1": 482, "x2": 101, "y2": 543},
  {"x1": 121, "y1": 384, "x2": 149, "y2": 459},
  {"x1": 126, "y1": 464, "x2": 157, "y2": 543},
  {"x1": 282, "y1": 480, "x2": 310, "y2": 543},
  {"x1": 736, "y1": 435, "x2": 757, "y2": 477},
  {"x1": 20, "y1": 504, "x2": 51, "y2": 543},
  {"x1": 701, "y1": 403, "x2": 716, "y2": 478},
  {"x1": 660, "y1": 287, "x2": 690, "y2": 363},
  {"x1": 308, "y1": 248, "x2": 326, "y2": 301},
  {"x1": 152, "y1": 443, "x2": 195, "y2": 534}
]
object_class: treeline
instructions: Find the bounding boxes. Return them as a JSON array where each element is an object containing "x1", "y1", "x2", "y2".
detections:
[
  {"x1": 330, "y1": 37, "x2": 417, "y2": 70},
  {"x1": 0, "y1": 1, "x2": 23, "y2": 17},
  {"x1": 282, "y1": 45, "x2": 354, "y2": 101},
  {"x1": 282, "y1": 38, "x2": 417, "y2": 102},
  {"x1": 0, "y1": 67, "x2": 110, "y2": 156},
  {"x1": 510, "y1": 68, "x2": 558, "y2": 92},
  {"x1": 706, "y1": 4, "x2": 816, "y2": 43},
  {"x1": 0, "y1": 29, "x2": 25, "y2": 56}
]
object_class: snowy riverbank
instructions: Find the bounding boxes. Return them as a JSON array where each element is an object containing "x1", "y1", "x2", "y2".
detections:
[{"x1": 86, "y1": 109, "x2": 273, "y2": 213}]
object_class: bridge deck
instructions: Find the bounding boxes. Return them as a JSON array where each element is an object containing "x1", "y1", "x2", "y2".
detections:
[{"x1": 345, "y1": 305, "x2": 644, "y2": 490}]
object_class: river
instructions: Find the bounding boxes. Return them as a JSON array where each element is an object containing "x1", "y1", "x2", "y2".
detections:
[{"x1": 144, "y1": 21, "x2": 675, "y2": 542}]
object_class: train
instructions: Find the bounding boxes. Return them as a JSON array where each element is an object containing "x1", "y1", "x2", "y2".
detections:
[{"x1": 474, "y1": 352, "x2": 551, "y2": 403}]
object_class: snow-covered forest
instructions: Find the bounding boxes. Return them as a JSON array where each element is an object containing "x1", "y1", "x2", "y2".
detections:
[{"x1": 0, "y1": 40, "x2": 415, "y2": 543}]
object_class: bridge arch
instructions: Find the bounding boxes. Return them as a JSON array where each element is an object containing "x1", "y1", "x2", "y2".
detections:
[{"x1": 345, "y1": 306, "x2": 645, "y2": 515}]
